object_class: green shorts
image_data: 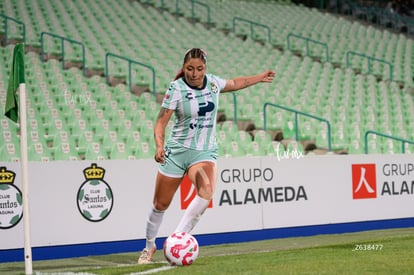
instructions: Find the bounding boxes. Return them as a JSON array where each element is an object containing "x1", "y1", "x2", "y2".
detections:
[{"x1": 159, "y1": 140, "x2": 218, "y2": 178}]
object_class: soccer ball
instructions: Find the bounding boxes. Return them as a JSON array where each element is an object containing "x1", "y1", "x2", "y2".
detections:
[{"x1": 163, "y1": 231, "x2": 199, "y2": 266}]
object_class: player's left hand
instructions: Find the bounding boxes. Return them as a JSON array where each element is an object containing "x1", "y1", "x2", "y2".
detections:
[{"x1": 261, "y1": 70, "x2": 276, "y2": 83}]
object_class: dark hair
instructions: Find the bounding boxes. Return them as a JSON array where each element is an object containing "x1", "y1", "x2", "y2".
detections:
[
  {"x1": 174, "y1": 48, "x2": 207, "y2": 80},
  {"x1": 183, "y1": 48, "x2": 207, "y2": 64}
]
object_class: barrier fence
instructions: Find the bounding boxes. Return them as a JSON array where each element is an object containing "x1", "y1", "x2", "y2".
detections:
[{"x1": 40, "y1": 32, "x2": 86, "y2": 76}]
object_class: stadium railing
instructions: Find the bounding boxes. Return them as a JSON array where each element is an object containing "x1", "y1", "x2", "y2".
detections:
[
  {"x1": 286, "y1": 33, "x2": 330, "y2": 63},
  {"x1": 40, "y1": 32, "x2": 86, "y2": 76},
  {"x1": 263, "y1": 102, "x2": 332, "y2": 152},
  {"x1": 105, "y1": 52, "x2": 156, "y2": 95},
  {"x1": 232, "y1": 17, "x2": 272, "y2": 43},
  {"x1": 0, "y1": 13, "x2": 25, "y2": 45},
  {"x1": 144, "y1": 0, "x2": 212, "y2": 26},
  {"x1": 189, "y1": 1, "x2": 212, "y2": 27},
  {"x1": 346, "y1": 51, "x2": 393, "y2": 81},
  {"x1": 364, "y1": 130, "x2": 414, "y2": 154}
]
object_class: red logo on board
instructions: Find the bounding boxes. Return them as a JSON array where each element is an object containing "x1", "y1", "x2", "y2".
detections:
[
  {"x1": 180, "y1": 175, "x2": 213, "y2": 209},
  {"x1": 351, "y1": 164, "x2": 377, "y2": 199}
]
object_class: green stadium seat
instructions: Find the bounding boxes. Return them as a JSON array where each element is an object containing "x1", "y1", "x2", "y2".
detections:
[
  {"x1": 101, "y1": 130, "x2": 119, "y2": 153},
  {"x1": 267, "y1": 141, "x2": 286, "y2": 157},
  {"x1": 109, "y1": 142, "x2": 136, "y2": 160},
  {"x1": 285, "y1": 140, "x2": 305, "y2": 155},
  {"x1": 125, "y1": 130, "x2": 143, "y2": 152},
  {"x1": 245, "y1": 141, "x2": 266, "y2": 157},
  {"x1": 29, "y1": 142, "x2": 53, "y2": 162},
  {"x1": 2, "y1": 129, "x2": 20, "y2": 145},
  {"x1": 219, "y1": 120, "x2": 239, "y2": 134},
  {"x1": 217, "y1": 130, "x2": 231, "y2": 145},
  {"x1": 233, "y1": 130, "x2": 252, "y2": 144},
  {"x1": 84, "y1": 142, "x2": 107, "y2": 160},
  {"x1": 50, "y1": 140, "x2": 78, "y2": 160},
  {"x1": 135, "y1": 142, "x2": 154, "y2": 159},
  {"x1": 253, "y1": 130, "x2": 273, "y2": 144},
  {"x1": 2, "y1": 143, "x2": 21, "y2": 162},
  {"x1": 76, "y1": 130, "x2": 95, "y2": 153},
  {"x1": 138, "y1": 120, "x2": 155, "y2": 141},
  {"x1": 224, "y1": 141, "x2": 246, "y2": 158}
]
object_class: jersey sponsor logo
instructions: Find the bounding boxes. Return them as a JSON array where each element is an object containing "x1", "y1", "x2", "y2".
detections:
[
  {"x1": 198, "y1": 101, "x2": 215, "y2": 116},
  {"x1": 185, "y1": 92, "x2": 194, "y2": 100}
]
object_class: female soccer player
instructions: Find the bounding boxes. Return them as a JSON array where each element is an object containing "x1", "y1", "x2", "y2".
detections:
[{"x1": 138, "y1": 48, "x2": 275, "y2": 264}]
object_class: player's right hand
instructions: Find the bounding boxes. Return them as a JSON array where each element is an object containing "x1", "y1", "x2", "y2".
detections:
[{"x1": 154, "y1": 147, "x2": 165, "y2": 163}]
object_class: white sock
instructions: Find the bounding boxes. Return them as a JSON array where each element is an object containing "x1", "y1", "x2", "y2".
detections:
[
  {"x1": 145, "y1": 207, "x2": 165, "y2": 249},
  {"x1": 175, "y1": 195, "x2": 210, "y2": 233}
]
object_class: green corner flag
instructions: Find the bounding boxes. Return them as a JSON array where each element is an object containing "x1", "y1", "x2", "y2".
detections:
[{"x1": 5, "y1": 43, "x2": 25, "y2": 123}]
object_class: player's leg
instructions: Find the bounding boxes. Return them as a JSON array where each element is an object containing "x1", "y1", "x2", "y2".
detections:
[
  {"x1": 175, "y1": 161, "x2": 217, "y2": 233},
  {"x1": 139, "y1": 172, "x2": 182, "y2": 264}
]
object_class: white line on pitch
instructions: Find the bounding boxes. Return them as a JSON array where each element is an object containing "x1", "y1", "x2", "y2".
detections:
[{"x1": 129, "y1": 265, "x2": 176, "y2": 275}]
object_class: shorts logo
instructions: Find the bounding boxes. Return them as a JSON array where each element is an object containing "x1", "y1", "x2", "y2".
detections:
[
  {"x1": 180, "y1": 175, "x2": 213, "y2": 209},
  {"x1": 351, "y1": 164, "x2": 377, "y2": 199}
]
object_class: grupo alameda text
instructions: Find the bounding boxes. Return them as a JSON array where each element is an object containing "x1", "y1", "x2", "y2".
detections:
[
  {"x1": 219, "y1": 168, "x2": 307, "y2": 206},
  {"x1": 381, "y1": 163, "x2": 414, "y2": 196}
]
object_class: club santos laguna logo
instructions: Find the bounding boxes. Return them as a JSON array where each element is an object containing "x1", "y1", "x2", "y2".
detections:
[
  {"x1": 0, "y1": 167, "x2": 23, "y2": 229},
  {"x1": 77, "y1": 163, "x2": 114, "y2": 222},
  {"x1": 352, "y1": 163, "x2": 414, "y2": 199}
]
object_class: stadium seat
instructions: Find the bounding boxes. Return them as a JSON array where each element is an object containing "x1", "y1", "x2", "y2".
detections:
[
  {"x1": 217, "y1": 130, "x2": 231, "y2": 145},
  {"x1": 267, "y1": 141, "x2": 286, "y2": 157},
  {"x1": 224, "y1": 141, "x2": 246, "y2": 158},
  {"x1": 233, "y1": 130, "x2": 252, "y2": 144},
  {"x1": 245, "y1": 141, "x2": 266, "y2": 157},
  {"x1": 2, "y1": 129, "x2": 20, "y2": 145},
  {"x1": 28, "y1": 142, "x2": 52, "y2": 162},
  {"x1": 135, "y1": 141, "x2": 154, "y2": 159},
  {"x1": 253, "y1": 130, "x2": 273, "y2": 144},
  {"x1": 84, "y1": 142, "x2": 107, "y2": 160},
  {"x1": 219, "y1": 120, "x2": 239, "y2": 134},
  {"x1": 285, "y1": 140, "x2": 305, "y2": 155},
  {"x1": 2, "y1": 143, "x2": 21, "y2": 162},
  {"x1": 101, "y1": 130, "x2": 119, "y2": 153},
  {"x1": 109, "y1": 142, "x2": 136, "y2": 160},
  {"x1": 53, "y1": 142, "x2": 79, "y2": 161}
]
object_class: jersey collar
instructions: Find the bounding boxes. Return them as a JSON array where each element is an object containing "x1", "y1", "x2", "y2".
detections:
[{"x1": 183, "y1": 76, "x2": 207, "y2": 90}]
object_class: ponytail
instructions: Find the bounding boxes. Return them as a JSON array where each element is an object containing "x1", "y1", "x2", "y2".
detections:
[{"x1": 174, "y1": 68, "x2": 184, "y2": 81}]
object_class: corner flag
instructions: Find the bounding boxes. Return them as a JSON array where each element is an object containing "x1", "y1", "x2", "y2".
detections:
[
  {"x1": 5, "y1": 43, "x2": 25, "y2": 123},
  {"x1": 4, "y1": 43, "x2": 33, "y2": 275}
]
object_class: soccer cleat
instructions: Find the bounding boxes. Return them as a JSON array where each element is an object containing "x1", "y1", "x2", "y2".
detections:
[{"x1": 138, "y1": 246, "x2": 156, "y2": 264}]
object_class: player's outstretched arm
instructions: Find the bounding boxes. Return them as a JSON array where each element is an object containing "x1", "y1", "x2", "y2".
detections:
[{"x1": 222, "y1": 70, "x2": 275, "y2": 93}]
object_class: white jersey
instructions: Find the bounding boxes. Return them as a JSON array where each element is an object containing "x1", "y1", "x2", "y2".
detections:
[{"x1": 162, "y1": 74, "x2": 226, "y2": 150}]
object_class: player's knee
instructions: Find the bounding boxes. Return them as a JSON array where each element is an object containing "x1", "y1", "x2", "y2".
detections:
[{"x1": 153, "y1": 200, "x2": 170, "y2": 211}]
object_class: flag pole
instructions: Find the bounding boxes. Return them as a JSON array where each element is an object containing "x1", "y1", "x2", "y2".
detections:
[
  {"x1": 5, "y1": 43, "x2": 33, "y2": 275},
  {"x1": 19, "y1": 82, "x2": 33, "y2": 275}
]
